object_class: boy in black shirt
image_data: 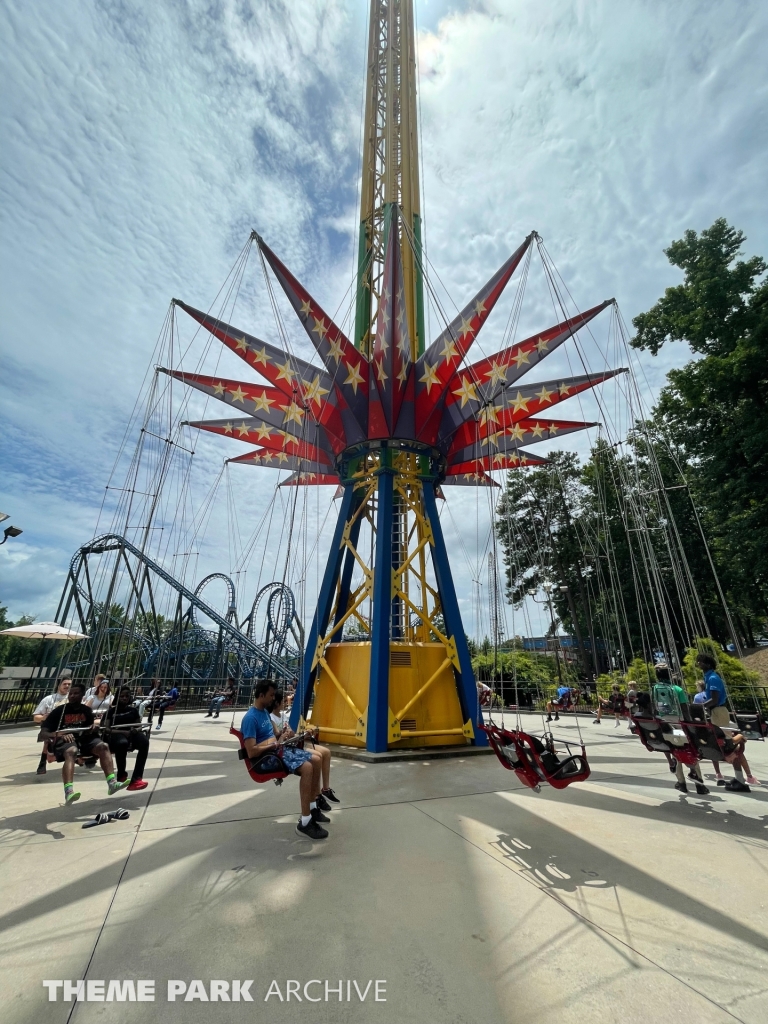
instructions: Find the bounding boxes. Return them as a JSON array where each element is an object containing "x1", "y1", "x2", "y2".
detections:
[
  {"x1": 38, "y1": 682, "x2": 128, "y2": 804},
  {"x1": 103, "y1": 686, "x2": 150, "y2": 791}
]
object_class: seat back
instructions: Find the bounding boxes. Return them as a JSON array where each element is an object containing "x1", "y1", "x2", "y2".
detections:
[
  {"x1": 734, "y1": 714, "x2": 767, "y2": 741},
  {"x1": 230, "y1": 727, "x2": 288, "y2": 783},
  {"x1": 681, "y1": 722, "x2": 726, "y2": 763}
]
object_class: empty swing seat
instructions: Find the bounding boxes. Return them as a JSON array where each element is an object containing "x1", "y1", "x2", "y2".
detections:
[
  {"x1": 632, "y1": 716, "x2": 699, "y2": 766},
  {"x1": 680, "y1": 721, "x2": 731, "y2": 764},
  {"x1": 480, "y1": 723, "x2": 590, "y2": 791},
  {"x1": 230, "y1": 727, "x2": 289, "y2": 784}
]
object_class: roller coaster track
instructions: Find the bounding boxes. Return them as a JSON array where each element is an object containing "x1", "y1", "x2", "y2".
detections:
[{"x1": 59, "y1": 534, "x2": 298, "y2": 682}]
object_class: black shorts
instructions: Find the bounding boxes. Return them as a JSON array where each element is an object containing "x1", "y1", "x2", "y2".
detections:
[{"x1": 52, "y1": 735, "x2": 102, "y2": 762}]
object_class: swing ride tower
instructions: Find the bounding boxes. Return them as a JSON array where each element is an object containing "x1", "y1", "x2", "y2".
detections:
[{"x1": 167, "y1": 0, "x2": 622, "y2": 751}]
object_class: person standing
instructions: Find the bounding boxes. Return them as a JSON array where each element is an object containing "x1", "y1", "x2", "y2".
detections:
[
  {"x1": 696, "y1": 653, "x2": 729, "y2": 726},
  {"x1": 33, "y1": 672, "x2": 72, "y2": 775}
]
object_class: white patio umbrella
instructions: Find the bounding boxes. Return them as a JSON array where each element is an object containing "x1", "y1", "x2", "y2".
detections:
[{"x1": 0, "y1": 621, "x2": 89, "y2": 640}]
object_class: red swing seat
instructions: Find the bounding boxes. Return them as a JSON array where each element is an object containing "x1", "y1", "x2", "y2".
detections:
[
  {"x1": 230, "y1": 727, "x2": 290, "y2": 785},
  {"x1": 632, "y1": 716, "x2": 699, "y2": 766},
  {"x1": 480, "y1": 723, "x2": 591, "y2": 791}
]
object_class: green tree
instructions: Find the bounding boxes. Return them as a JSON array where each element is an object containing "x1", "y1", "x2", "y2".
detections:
[{"x1": 632, "y1": 218, "x2": 768, "y2": 640}]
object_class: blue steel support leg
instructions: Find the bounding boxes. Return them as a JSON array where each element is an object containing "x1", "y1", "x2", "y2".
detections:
[
  {"x1": 290, "y1": 484, "x2": 356, "y2": 730},
  {"x1": 332, "y1": 513, "x2": 363, "y2": 632},
  {"x1": 367, "y1": 461, "x2": 395, "y2": 752},
  {"x1": 422, "y1": 482, "x2": 487, "y2": 745}
]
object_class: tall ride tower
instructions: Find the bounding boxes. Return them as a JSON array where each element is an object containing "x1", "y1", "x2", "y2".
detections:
[{"x1": 168, "y1": 0, "x2": 619, "y2": 751}]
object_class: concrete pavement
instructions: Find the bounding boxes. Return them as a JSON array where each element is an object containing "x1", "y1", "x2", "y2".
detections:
[{"x1": 1, "y1": 712, "x2": 766, "y2": 1024}]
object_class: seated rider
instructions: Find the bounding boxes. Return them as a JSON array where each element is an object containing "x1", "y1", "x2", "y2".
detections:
[
  {"x1": 38, "y1": 682, "x2": 129, "y2": 805},
  {"x1": 154, "y1": 684, "x2": 180, "y2": 730},
  {"x1": 241, "y1": 679, "x2": 329, "y2": 841},
  {"x1": 592, "y1": 683, "x2": 625, "y2": 726},
  {"x1": 270, "y1": 689, "x2": 339, "y2": 808},
  {"x1": 711, "y1": 726, "x2": 759, "y2": 792},
  {"x1": 33, "y1": 671, "x2": 72, "y2": 776},
  {"x1": 102, "y1": 686, "x2": 150, "y2": 791},
  {"x1": 204, "y1": 677, "x2": 237, "y2": 719},
  {"x1": 545, "y1": 684, "x2": 573, "y2": 722}
]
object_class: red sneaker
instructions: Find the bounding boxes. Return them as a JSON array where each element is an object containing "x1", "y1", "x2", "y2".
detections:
[{"x1": 126, "y1": 779, "x2": 148, "y2": 791}]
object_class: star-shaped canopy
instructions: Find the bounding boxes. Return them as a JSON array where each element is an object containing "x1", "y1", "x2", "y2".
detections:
[{"x1": 166, "y1": 214, "x2": 624, "y2": 486}]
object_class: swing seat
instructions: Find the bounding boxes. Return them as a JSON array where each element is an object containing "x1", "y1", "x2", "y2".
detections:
[
  {"x1": 480, "y1": 724, "x2": 591, "y2": 791},
  {"x1": 734, "y1": 713, "x2": 767, "y2": 741},
  {"x1": 632, "y1": 716, "x2": 699, "y2": 766},
  {"x1": 230, "y1": 727, "x2": 289, "y2": 785},
  {"x1": 680, "y1": 721, "x2": 731, "y2": 764}
]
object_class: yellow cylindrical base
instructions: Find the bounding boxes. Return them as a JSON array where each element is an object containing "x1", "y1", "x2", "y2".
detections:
[{"x1": 310, "y1": 642, "x2": 469, "y2": 748}]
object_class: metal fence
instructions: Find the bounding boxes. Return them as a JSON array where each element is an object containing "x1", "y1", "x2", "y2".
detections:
[{"x1": 0, "y1": 679, "x2": 262, "y2": 728}]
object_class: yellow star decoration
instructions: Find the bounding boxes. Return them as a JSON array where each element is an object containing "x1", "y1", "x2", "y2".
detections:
[
  {"x1": 254, "y1": 423, "x2": 272, "y2": 441},
  {"x1": 251, "y1": 346, "x2": 269, "y2": 367},
  {"x1": 511, "y1": 391, "x2": 530, "y2": 415},
  {"x1": 548, "y1": 422, "x2": 559, "y2": 435},
  {"x1": 484, "y1": 431, "x2": 500, "y2": 449},
  {"x1": 234, "y1": 335, "x2": 249, "y2": 353},
  {"x1": 457, "y1": 316, "x2": 473, "y2": 339},
  {"x1": 327, "y1": 336, "x2": 344, "y2": 364},
  {"x1": 419, "y1": 361, "x2": 440, "y2": 393},
  {"x1": 343, "y1": 361, "x2": 365, "y2": 394},
  {"x1": 493, "y1": 453, "x2": 506, "y2": 466},
  {"x1": 223, "y1": 422, "x2": 233, "y2": 434},
  {"x1": 396, "y1": 362, "x2": 409, "y2": 384},
  {"x1": 474, "y1": 299, "x2": 487, "y2": 316},
  {"x1": 375, "y1": 359, "x2": 388, "y2": 384},
  {"x1": 275, "y1": 359, "x2": 295, "y2": 384},
  {"x1": 377, "y1": 333, "x2": 390, "y2": 356},
  {"x1": 300, "y1": 299, "x2": 312, "y2": 317},
  {"x1": 276, "y1": 451, "x2": 289, "y2": 464},
  {"x1": 513, "y1": 346, "x2": 532, "y2": 369},
  {"x1": 452, "y1": 377, "x2": 478, "y2": 408},
  {"x1": 519, "y1": 454, "x2": 529, "y2": 465},
  {"x1": 535, "y1": 335, "x2": 549, "y2": 354},
  {"x1": 397, "y1": 331, "x2": 410, "y2": 358},
  {"x1": 440, "y1": 337, "x2": 458, "y2": 362},
  {"x1": 479, "y1": 403, "x2": 500, "y2": 427},
  {"x1": 260, "y1": 451, "x2": 274, "y2": 462},
  {"x1": 252, "y1": 391, "x2": 273, "y2": 413},
  {"x1": 507, "y1": 423, "x2": 525, "y2": 441},
  {"x1": 536, "y1": 385, "x2": 554, "y2": 404},
  {"x1": 302, "y1": 376, "x2": 329, "y2": 405},
  {"x1": 558, "y1": 382, "x2": 571, "y2": 396},
  {"x1": 312, "y1": 317, "x2": 328, "y2": 341},
  {"x1": 228, "y1": 385, "x2": 246, "y2": 404},
  {"x1": 282, "y1": 401, "x2": 305, "y2": 426},
  {"x1": 379, "y1": 306, "x2": 390, "y2": 328},
  {"x1": 485, "y1": 361, "x2": 507, "y2": 388},
  {"x1": 213, "y1": 381, "x2": 225, "y2": 396},
  {"x1": 530, "y1": 421, "x2": 546, "y2": 438},
  {"x1": 237, "y1": 423, "x2": 251, "y2": 437}
]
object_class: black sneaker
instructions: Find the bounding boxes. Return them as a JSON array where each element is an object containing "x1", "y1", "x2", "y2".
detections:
[
  {"x1": 716, "y1": 778, "x2": 726, "y2": 786},
  {"x1": 316, "y1": 793, "x2": 332, "y2": 811},
  {"x1": 311, "y1": 807, "x2": 330, "y2": 824},
  {"x1": 674, "y1": 781, "x2": 688, "y2": 793},
  {"x1": 36, "y1": 765, "x2": 47, "y2": 776},
  {"x1": 723, "y1": 779, "x2": 750, "y2": 793},
  {"x1": 695, "y1": 784, "x2": 710, "y2": 795},
  {"x1": 669, "y1": 761, "x2": 677, "y2": 773},
  {"x1": 322, "y1": 788, "x2": 340, "y2": 804},
  {"x1": 204, "y1": 712, "x2": 212, "y2": 718},
  {"x1": 546, "y1": 715, "x2": 553, "y2": 722},
  {"x1": 554, "y1": 713, "x2": 560, "y2": 721},
  {"x1": 296, "y1": 818, "x2": 328, "y2": 840},
  {"x1": 591, "y1": 719, "x2": 601, "y2": 726}
]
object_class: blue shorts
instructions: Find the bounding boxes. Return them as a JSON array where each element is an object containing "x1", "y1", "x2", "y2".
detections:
[{"x1": 281, "y1": 747, "x2": 314, "y2": 773}]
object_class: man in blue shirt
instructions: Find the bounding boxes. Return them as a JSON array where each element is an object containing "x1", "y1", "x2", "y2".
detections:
[
  {"x1": 696, "y1": 653, "x2": 729, "y2": 727},
  {"x1": 241, "y1": 679, "x2": 328, "y2": 841},
  {"x1": 545, "y1": 685, "x2": 574, "y2": 722},
  {"x1": 154, "y1": 685, "x2": 180, "y2": 730}
]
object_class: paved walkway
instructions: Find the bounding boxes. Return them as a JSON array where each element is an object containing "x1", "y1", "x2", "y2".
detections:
[{"x1": 1, "y1": 714, "x2": 766, "y2": 1024}]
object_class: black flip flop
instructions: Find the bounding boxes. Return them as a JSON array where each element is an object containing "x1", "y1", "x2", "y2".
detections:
[
  {"x1": 82, "y1": 813, "x2": 111, "y2": 829},
  {"x1": 108, "y1": 808, "x2": 130, "y2": 821}
]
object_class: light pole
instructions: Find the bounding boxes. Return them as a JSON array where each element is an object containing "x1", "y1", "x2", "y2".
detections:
[
  {"x1": 0, "y1": 513, "x2": 23, "y2": 546},
  {"x1": 529, "y1": 582, "x2": 563, "y2": 685}
]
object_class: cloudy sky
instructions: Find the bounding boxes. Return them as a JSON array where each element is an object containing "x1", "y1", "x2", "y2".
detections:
[{"x1": 1, "y1": 0, "x2": 766, "y2": 638}]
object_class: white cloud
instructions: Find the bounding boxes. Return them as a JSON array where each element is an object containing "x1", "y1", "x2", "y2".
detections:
[{"x1": 1, "y1": 0, "x2": 766, "y2": 641}]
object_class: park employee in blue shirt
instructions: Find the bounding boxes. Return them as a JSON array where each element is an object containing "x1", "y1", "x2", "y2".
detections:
[
  {"x1": 696, "y1": 653, "x2": 730, "y2": 727},
  {"x1": 241, "y1": 678, "x2": 329, "y2": 841}
]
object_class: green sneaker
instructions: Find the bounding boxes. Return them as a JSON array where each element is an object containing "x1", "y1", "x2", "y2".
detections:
[
  {"x1": 107, "y1": 778, "x2": 129, "y2": 796},
  {"x1": 65, "y1": 790, "x2": 81, "y2": 805}
]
